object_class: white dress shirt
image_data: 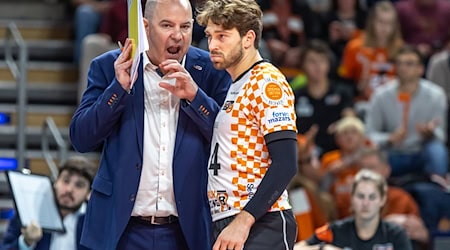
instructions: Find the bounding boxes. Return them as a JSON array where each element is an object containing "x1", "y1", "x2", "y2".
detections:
[{"x1": 131, "y1": 53, "x2": 184, "y2": 217}]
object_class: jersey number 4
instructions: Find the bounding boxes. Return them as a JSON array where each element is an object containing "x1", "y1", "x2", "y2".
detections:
[{"x1": 209, "y1": 143, "x2": 220, "y2": 176}]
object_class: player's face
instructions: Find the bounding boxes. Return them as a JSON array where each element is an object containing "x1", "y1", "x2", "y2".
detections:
[
  {"x1": 144, "y1": 1, "x2": 193, "y2": 65},
  {"x1": 205, "y1": 21, "x2": 244, "y2": 70},
  {"x1": 54, "y1": 170, "x2": 90, "y2": 212},
  {"x1": 351, "y1": 180, "x2": 385, "y2": 222}
]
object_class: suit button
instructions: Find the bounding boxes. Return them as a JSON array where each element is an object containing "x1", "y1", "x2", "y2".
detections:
[
  {"x1": 130, "y1": 194, "x2": 136, "y2": 202},
  {"x1": 135, "y1": 163, "x2": 141, "y2": 170}
]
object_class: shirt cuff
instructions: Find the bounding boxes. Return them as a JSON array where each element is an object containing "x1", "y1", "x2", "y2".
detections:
[{"x1": 19, "y1": 234, "x2": 35, "y2": 250}]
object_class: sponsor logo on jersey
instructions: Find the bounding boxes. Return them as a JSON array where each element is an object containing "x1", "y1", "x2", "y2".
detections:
[
  {"x1": 208, "y1": 190, "x2": 231, "y2": 214},
  {"x1": 222, "y1": 100, "x2": 234, "y2": 112},
  {"x1": 266, "y1": 109, "x2": 292, "y2": 125},
  {"x1": 262, "y1": 81, "x2": 286, "y2": 106}
]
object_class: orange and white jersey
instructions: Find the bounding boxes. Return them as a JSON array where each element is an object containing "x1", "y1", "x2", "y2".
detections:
[{"x1": 207, "y1": 61, "x2": 297, "y2": 221}]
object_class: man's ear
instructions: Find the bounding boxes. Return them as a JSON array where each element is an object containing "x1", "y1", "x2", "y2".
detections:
[
  {"x1": 86, "y1": 190, "x2": 91, "y2": 201},
  {"x1": 143, "y1": 17, "x2": 149, "y2": 30},
  {"x1": 243, "y1": 30, "x2": 256, "y2": 49}
]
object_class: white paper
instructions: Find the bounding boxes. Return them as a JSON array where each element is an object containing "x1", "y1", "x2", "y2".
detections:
[{"x1": 6, "y1": 171, "x2": 65, "y2": 232}]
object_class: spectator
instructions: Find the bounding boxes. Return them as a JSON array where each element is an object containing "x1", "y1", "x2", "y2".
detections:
[
  {"x1": 358, "y1": 148, "x2": 429, "y2": 249},
  {"x1": 261, "y1": 0, "x2": 323, "y2": 71},
  {"x1": 395, "y1": 0, "x2": 450, "y2": 60},
  {"x1": 322, "y1": 0, "x2": 367, "y2": 62},
  {"x1": 289, "y1": 134, "x2": 336, "y2": 241},
  {"x1": 1, "y1": 156, "x2": 97, "y2": 250},
  {"x1": 294, "y1": 169, "x2": 413, "y2": 250},
  {"x1": 71, "y1": 0, "x2": 112, "y2": 64},
  {"x1": 295, "y1": 39, "x2": 354, "y2": 156},
  {"x1": 319, "y1": 116, "x2": 372, "y2": 219},
  {"x1": 365, "y1": 45, "x2": 448, "y2": 178},
  {"x1": 338, "y1": 0, "x2": 402, "y2": 103}
]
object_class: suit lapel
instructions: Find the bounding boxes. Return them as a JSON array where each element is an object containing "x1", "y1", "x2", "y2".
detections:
[{"x1": 133, "y1": 56, "x2": 145, "y2": 157}]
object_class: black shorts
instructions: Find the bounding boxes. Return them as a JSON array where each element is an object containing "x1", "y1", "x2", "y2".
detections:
[{"x1": 213, "y1": 210, "x2": 297, "y2": 250}]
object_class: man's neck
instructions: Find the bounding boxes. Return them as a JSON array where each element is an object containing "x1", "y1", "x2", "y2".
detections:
[
  {"x1": 398, "y1": 79, "x2": 420, "y2": 94},
  {"x1": 307, "y1": 78, "x2": 329, "y2": 99},
  {"x1": 228, "y1": 49, "x2": 262, "y2": 81}
]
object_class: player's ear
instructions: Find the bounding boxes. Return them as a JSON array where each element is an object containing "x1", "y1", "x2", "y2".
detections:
[{"x1": 243, "y1": 30, "x2": 256, "y2": 50}]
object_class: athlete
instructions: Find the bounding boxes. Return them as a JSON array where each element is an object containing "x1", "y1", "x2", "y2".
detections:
[{"x1": 197, "y1": 1, "x2": 298, "y2": 249}]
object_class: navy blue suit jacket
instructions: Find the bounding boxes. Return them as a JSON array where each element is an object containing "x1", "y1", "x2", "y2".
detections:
[
  {"x1": 1, "y1": 214, "x2": 87, "y2": 250},
  {"x1": 70, "y1": 46, "x2": 231, "y2": 250}
]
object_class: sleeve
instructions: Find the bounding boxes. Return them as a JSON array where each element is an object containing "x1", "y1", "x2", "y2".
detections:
[
  {"x1": 430, "y1": 87, "x2": 447, "y2": 142},
  {"x1": 391, "y1": 223, "x2": 413, "y2": 250},
  {"x1": 243, "y1": 134, "x2": 297, "y2": 220},
  {"x1": 426, "y1": 54, "x2": 448, "y2": 90},
  {"x1": 306, "y1": 223, "x2": 334, "y2": 245},
  {"x1": 2, "y1": 215, "x2": 23, "y2": 250},
  {"x1": 70, "y1": 54, "x2": 132, "y2": 153},
  {"x1": 338, "y1": 40, "x2": 358, "y2": 81},
  {"x1": 18, "y1": 235, "x2": 35, "y2": 250},
  {"x1": 365, "y1": 91, "x2": 392, "y2": 147},
  {"x1": 180, "y1": 67, "x2": 231, "y2": 142}
]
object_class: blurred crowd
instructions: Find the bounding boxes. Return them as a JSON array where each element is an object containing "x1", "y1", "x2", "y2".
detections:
[{"x1": 68, "y1": 0, "x2": 450, "y2": 249}]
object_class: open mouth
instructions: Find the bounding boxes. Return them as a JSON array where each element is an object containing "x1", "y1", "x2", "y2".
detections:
[{"x1": 167, "y1": 46, "x2": 181, "y2": 55}]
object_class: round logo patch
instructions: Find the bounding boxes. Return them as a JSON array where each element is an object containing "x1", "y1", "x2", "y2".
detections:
[
  {"x1": 263, "y1": 81, "x2": 286, "y2": 106},
  {"x1": 264, "y1": 82, "x2": 283, "y2": 100}
]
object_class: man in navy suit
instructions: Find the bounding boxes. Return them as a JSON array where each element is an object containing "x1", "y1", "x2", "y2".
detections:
[
  {"x1": 2, "y1": 156, "x2": 96, "y2": 250},
  {"x1": 69, "y1": 0, "x2": 231, "y2": 249}
]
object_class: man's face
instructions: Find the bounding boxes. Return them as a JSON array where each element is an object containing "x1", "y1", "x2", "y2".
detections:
[
  {"x1": 205, "y1": 21, "x2": 244, "y2": 70},
  {"x1": 302, "y1": 51, "x2": 330, "y2": 82},
  {"x1": 358, "y1": 155, "x2": 391, "y2": 178},
  {"x1": 54, "y1": 170, "x2": 90, "y2": 212},
  {"x1": 144, "y1": 1, "x2": 193, "y2": 65},
  {"x1": 395, "y1": 53, "x2": 424, "y2": 83}
]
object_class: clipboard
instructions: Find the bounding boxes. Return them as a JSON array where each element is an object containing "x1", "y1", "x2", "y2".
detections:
[{"x1": 6, "y1": 170, "x2": 65, "y2": 233}]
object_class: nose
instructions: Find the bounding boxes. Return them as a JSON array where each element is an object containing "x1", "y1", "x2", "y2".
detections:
[
  {"x1": 170, "y1": 27, "x2": 182, "y2": 41},
  {"x1": 208, "y1": 38, "x2": 217, "y2": 52}
]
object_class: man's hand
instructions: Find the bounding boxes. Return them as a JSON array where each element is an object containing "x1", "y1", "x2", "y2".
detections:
[
  {"x1": 213, "y1": 211, "x2": 255, "y2": 250},
  {"x1": 388, "y1": 126, "x2": 406, "y2": 146},
  {"x1": 21, "y1": 221, "x2": 43, "y2": 247},
  {"x1": 114, "y1": 38, "x2": 134, "y2": 92},
  {"x1": 416, "y1": 119, "x2": 438, "y2": 140},
  {"x1": 158, "y1": 59, "x2": 199, "y2": 102}
]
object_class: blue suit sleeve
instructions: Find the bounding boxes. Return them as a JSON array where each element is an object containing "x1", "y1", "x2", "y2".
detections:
[
  {"x1": 2, "y1": 215, "x2": 22, "y2": 250},
  {"x1": 70, "y1": 51, "x2": 132, "y2": 153}
]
